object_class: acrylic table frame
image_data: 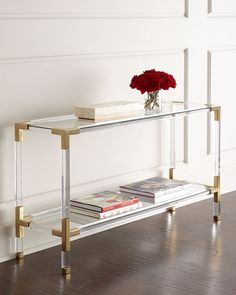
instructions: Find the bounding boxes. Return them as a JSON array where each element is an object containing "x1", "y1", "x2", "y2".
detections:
[{"x1": 14, "y1": 102, "x2": 221, "y2": 275}]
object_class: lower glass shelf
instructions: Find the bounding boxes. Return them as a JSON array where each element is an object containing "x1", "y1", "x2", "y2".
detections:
[{"x1": 29, "y1": 185, "x2": 210, "y2": 238}]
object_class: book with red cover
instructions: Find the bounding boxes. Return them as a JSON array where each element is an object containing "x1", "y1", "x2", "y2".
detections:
[
  {"x1": 70, "y1": 191, "x2": 140, "y2": 212},
  {"x1": 71, "y1": 202, "x2": 143, "y2": 219}
]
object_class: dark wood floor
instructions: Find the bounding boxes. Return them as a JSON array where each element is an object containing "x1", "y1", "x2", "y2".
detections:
[{"x1": 1, "y1": 192, "x2": 236, "y2": 295}]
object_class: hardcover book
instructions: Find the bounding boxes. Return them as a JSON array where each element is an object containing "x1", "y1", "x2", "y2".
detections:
[
  {"x1": 141, "y1": 184, "x2": 206, "y2": 204},
  {"x1": 119, "y1": 177, "x2": 193, "y2": 198},
  {"x1": 70, "y1": 191, "x2": 140, "y2": 212},
  {"x1": 75, "y1": 101, "x2": 143, "y2": 121},
  {"x1": 71, "y1": 201, "x2": 143, "y2": 219}
]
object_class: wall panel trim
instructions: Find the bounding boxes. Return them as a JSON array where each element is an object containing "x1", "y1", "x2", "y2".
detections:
[
  {"x1": 0, "y1": 1, "x2": 189, "y2": 19},
  {"x1": 208, "y1": 0, "x2": 236, "y2": 17},
  {"x1": 0, "y1": 12, "x2": 188, "y2": 19},
  {"x1": 183, "y1": 48, "x2": 189, "y2": 163},
  {"x1": 207, "y1": 47, "x2": 236, "y2": 154},
  {"x1": 0, "y1": 48, "x2": 186, "y2": 65}
]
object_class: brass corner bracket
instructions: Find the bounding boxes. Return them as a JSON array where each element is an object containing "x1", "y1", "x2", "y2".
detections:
[
  {"x1": 15, "y1": 121, "x2": 30, "y2": 142},
  {"x1": 51, "y1": 128, "x2": 80, "y2": 150},
  {"x1": 15, "y1": 206, "x2": 32, "y2": 238},
  {"x1": 209, "y1": 105, "x2": 221, "y2": 121},
  {"x1": 208, "y1": 186, "x2": 219, "y2": 194},
  {"x1": 52, "y1": 218, "x2": 80, "y2": 252},
  {"x1": 208, "y1": 176, "x2": 220, "y2": 200}
]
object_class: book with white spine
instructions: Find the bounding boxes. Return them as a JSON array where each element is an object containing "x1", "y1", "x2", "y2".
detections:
[{"x1": 119, "y1": 177, "x2": 193, "y2": 198}]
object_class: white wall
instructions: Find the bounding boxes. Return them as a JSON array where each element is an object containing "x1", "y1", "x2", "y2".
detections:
[{"x1": 0, "y1": 0, "x2": 236, "y2": 262}]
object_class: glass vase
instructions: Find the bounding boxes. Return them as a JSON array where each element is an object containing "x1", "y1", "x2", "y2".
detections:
[{"x1": 144, "y1": 90, "x2": 162, "y2": 111}]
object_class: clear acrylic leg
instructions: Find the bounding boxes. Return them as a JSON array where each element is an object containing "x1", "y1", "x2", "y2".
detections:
[
  {"x1": 61, "y1": 251, "x2": 70, "y2": 269},
  {"x1": 61, "y1": 149, "x2": 70, "y2": 219},
  {"x1": 169, "y1": 115, "x2": 176, "y2": 179},
  {"x1": 213, "y1": 199, "x2": 221, "y2": 218},
  {"x1": 15, "y1": 141, "x2": 24, "y2": 257},
  {"x1": 213, "y1": 120, "x2": 221, "y2": 177},
  {"x1": 15, "y1": 141, "x2": 23, "y2": 207},
  {"x1": 213, "y1": 115, "x2": 221, "y2": 222},
  {"x1": 61, "y1": 149, "x2": 71, "y2": 274},
  {"x1": 16, "y1": 237, "x2": 23, "y2": 257}
]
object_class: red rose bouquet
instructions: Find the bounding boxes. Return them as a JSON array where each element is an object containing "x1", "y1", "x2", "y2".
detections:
[{"x1": 130, "y1": 69, "x2": 176, "y2": 110}]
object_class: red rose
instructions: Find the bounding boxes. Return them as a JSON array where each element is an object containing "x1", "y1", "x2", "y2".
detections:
[{"x1": 130, "y1": 69, "x2": 176, "y2": 94}]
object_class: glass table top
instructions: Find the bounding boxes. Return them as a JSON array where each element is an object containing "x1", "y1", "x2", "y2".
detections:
[{"x1": 28, "y1": 101, "x2": 212, "y2": 132}]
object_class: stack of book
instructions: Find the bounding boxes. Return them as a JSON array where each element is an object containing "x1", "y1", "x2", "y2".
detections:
[
  {"x1": 75, "y1": 101, "x2": 143, "y2": 121},
  {"x1": 70, "y1": 177, "x2": 204, "y2": 219},
  {"x1": 70, "y1": 191, "x2": 142, "y2": 219},
  {"x1": 119, "y1": 177, "x2": 199, "y2": 204}
]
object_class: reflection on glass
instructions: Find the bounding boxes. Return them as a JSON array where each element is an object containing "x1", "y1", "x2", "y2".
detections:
[{"x1": 28, "y1": 101, "x2": 211, "y2": 132}]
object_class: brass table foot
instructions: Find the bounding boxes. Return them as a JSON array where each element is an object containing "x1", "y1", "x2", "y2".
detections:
[
  {"x1": 16, "y1": 252, "x2": 24, "y2": 260},
  {"x1": 62, "y1": 266, "x2": 71, "y2": 275}
]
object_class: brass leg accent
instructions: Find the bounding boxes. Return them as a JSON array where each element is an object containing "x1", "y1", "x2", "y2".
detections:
[
  {"x1": 16, "y1": 252, "x2": 24, "y2": 260},
  {"x1": 15, "y1": 206, "x2": 24, "y2": 238},
  {"x1": 51, "y1": 129, "x2": 80, "y2": 273},
  {"x1": 213, "y1": 176, "x2": 221, "y2": 222},
  {"x1": 15, "y1": 206, "x2": 32, "y2": 259},
  {"x1": 62, "y1": 267, "x2": 71, "y2": 275},
  {"x1": 15, "y1": 122, "x2": 30, "y2": 258},
  {"x1": 63, "y1": 218, "x2": 71, "y2": 250},
  {"x1": 52, "y1": 219, "x2": 80, "y2": 275},
  {"x1": 167, "y1": 206, "x2": 176, "y2": 213},
  {"x1": 213, "y1": 191, "x2": 221, "y2": 222},
  {"x1": 15, "y1": 206, "x2": 24, "y2": 259},
  {"x1": 169, "y1": 168, "x2": 174, "y2": 180},
  {"x1": 211, "y1": 105, "x2": 221, "y2": 222}
]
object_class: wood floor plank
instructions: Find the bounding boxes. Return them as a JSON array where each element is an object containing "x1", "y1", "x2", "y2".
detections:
[{"x1": 0, "y1": 192, "x2": 236, "y2": 295}]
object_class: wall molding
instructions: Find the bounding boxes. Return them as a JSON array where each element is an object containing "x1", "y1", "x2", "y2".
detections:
[
  {"x1": 0, "y1": 12, "x2": 188, "y2": 20},
  {"x1": 207, "y1": 47, "x2": 236, "y2": 154},
  {"x1": 2, "y1": 146, "x2": 235, "y2": 211},
  {"x1": 208, "y1": 0, "x2": 213, "y2": 14},
  {"x1": 0, "y1": 1, "x2": 189, "y2": 19},
  {"x1": 0, "y1": 48, "x2": 185, "y2": 65},
  {"x1": 0, "y1": 164, "x2": 165, "y2": 209},
  {"x1": 208, "y1": 46, "x2": 236, "y2": 53},
  {"x1": 183, "y1": 48, "x2": 189, "y2": 163},
  {"x1": 0, "y1": 46, "x2": 189, "y2": 176},
  {"x1": 0, "y1": 47, "x2": 189, "y2": 168},
  {"x1": 207, "y1": 50, "x2": 212, "y2": 155},
  {"x1": 208, "y1": 13, "x2": 236, "y2": 18},
  {"x1": 208, "y1": 0, "x2": 236, "y2": 17}
]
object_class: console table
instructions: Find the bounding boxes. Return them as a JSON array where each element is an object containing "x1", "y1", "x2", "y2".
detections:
[{"x1": 14, "y1": 101, "x2": 221, "y2": 275}]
